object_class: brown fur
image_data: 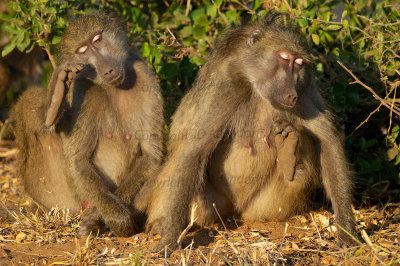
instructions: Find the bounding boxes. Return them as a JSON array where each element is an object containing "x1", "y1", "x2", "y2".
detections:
[
  {"x1": 11, "y1": 13, "x2": 164, "y2": 237},
  {"x1": 143, "y1": 14, "x2": 358, "y2": 250}
]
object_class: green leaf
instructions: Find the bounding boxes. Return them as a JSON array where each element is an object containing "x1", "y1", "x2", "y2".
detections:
[
  {"x1": 311, "y1": 34, "x2": 319, "y2": 45},
  {"x1": 47, "y1": 7, "x2": 57, "y2": 14},
  {"x1": 214, "y1": 0, "x2": 223, "y2": 7},
  {"x1": 298, "y1": 18, "x2": 308, "y2": 27},
  {"x1": 179, "y1": 26, "x2": 192, "y2": 38},
  {"x1": 377, "y1": 32, "x2": 384, "y2": 42},
  {"x1": 2, "y1": 42, "x2": 16, "y2": 57},
  {"x1": 341, "y1": 10, "x2": 347, "y2": 19},
  {"x1": 316, "y1": 62, "x2": 324, "y2": 73},
  {"x1": 32, "y1": 25, "x2": 39, "y2": 35},
  {"x1": 16, "y1": 40, "x2": 28, "y2": 52},
  {"x1": 391, "y1": 126, "x2": 400, "y2": 140},
  {"x1": 30, "y1": 5, "x2": 37, "y2": 16},
  {"x1": 323, "y1": 32, "x2": 334, "y2": 42},
  {"x1": 343, "y1": 19, "x2": 349, "y2": 30},
  {"x1": 252, "y1": 0, "x2": 263, "y2": 10},
  {"x1": 190, "y1": 8, "x2": 205, "y2": 21},
  {"x1": 206, "y1": 5, "x2": 217, "y2": 19},
  {"x1": 4, "y1": 24, "x2": 19, "y2": 34},
  {"x1": 193, "y1": 25, "x2": 206, "y2": 39},
  {"x1": 52, "y1": 35, "x2": 61, "y2": 44},
  {"x1": 0, "y1": 14, "x2": 12, "y2": 21},
  {"x1": 332, "y1": 47, "x2": 340, "y2": 57},
  {"x1": 325, "y1": 25, "x2": 342, "y2": 31},
  {"x1": 395, "y1": 154, "x2": 400, "y2": 165},
  {"x1": 194, "y1": 14, "x2": 209, "y2": 27},
  {"x1": 8, "y1": 1, "x2": 20, "y2": 12},
  {"x1": 16, "y1": 31, "x2": 25, "y2": 46},
  {"x1": 141, "y1": 42, "x2": 150, "y2": 57},
  {"x1": 225, "y1": 10, "x2": 238, "y2": 23}
]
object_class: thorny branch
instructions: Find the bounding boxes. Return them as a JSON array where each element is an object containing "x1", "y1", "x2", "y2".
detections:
[
  {"x1": 337, "y1": 61, "x2": 400, "y2": 117},
  {"x1": 158, "y1": 27, "x2": 209, "y2": 60}
]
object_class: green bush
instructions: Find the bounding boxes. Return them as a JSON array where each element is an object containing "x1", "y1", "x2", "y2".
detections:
[{"x1": 1, "y1": 0, "x2": 399, "y2": 204}]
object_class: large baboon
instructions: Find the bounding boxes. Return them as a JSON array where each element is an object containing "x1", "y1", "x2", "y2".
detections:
[
  {"x1": 144, "y1": 14, "x2": 359, "y2": 249},
  {"x1": 11, "y1": 13, "x2": 164, "y2": 236}
]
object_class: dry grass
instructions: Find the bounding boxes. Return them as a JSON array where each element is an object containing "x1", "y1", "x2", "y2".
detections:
[{"x1": 0, "y1": 143, "x2": 399, "y2": 265}]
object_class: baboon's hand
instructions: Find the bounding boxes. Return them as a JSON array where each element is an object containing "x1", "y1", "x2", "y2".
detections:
[
  {"x1": 145, "y1": 217, "x2": 163, "y2": 235},
  {"x1": 77, "y1": 207, "x2": 106, "y2": 237},
  {"x1": 146, "y1": 218, "x2": 180, "y2": 254},
  {"x1": 102, "y1": 200, "x2": 137, "y2": 237},
  {"x1": 152, "y1": 232, "x2": 179, "y2": 254},
  {"x1": 270, "y1": 119, "x2": 298, "y2": 182},
  {"x1": 45, "y1": 64, "x2": 84, "y2": 127}
]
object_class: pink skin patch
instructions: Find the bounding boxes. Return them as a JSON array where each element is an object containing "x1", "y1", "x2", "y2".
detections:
[
  {"x1": 247, "y1": 143, "x2": 253, "y2": 156},
  {"x1": 82, "y1": 200, "x2": 92, "y2": 209},
  {"x1": 125, "y1": 133, "x2": 131, "y2": 140},
  {"x1": 106, "y1": 132, "x2": 113, "y2": 139},
  {"x1": 263, "y1": 136, "x2": 270, "y2": 148}
]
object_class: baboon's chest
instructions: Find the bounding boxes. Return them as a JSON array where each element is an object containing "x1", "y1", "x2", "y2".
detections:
[
  {"x1": 92, "y1": 107, "x2": 141, "y2": 189},
  {"x1": 210, "y1": 132, "x2": 277, "y2": 183}
]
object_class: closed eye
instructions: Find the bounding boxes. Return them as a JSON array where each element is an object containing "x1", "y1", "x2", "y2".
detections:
[
  {"x1": 295, "y1": 58, "x2": 303, "y2": 66},
  {"x1": 279, "y1": 52, "x2": 290, "y2": 60},
  {"x1": 92, "y1": 34, "x2": 102, "y2": 43},
  {"x1": 77, "y1": 45, "x2": 88, "y2": 54}
]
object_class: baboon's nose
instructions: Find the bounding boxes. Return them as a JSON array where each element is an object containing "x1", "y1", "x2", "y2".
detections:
[
  {"x1": 104, "y1": 68, "x2": 114, "y2": 77},
  {"x1": 103, "y1": 68, "x2": 119, "y2": 82},
  {"x1": 286, "y1": 94, "x2": 297, "y2": 105}
]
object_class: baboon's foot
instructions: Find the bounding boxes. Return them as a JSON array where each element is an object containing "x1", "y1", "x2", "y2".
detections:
[
  {"x1": 270, "y1": 119, "x2": 298, "y2": 181},
  {"x1": 45, "y1": 63, "x2": 84, "y2": 126}
]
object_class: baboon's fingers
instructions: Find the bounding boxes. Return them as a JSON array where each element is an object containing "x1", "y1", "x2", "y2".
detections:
[
  {"x1": 102, "y1": 202, "x2": 136, "y2": 237},
  {"x1": 45, "y1": 75, "x2": 66, "y2": 127},
  {"x1": 58, "y1": 69, "x2": 68, "y2": 82},
  {"x1": 145, "y1": 217, "x2": 164, "y2": 235},
  {"x1": 72, "y1": 64, "x2": 84, "y2": 73},
  {"x1": 276, "y1": 132, "x2": 298, "y2": 181},
  {"x1": 272, "y1": 121, "x2": 284, "y2": 134},
  {"x1": 274, "y1": 134, "x2": 284, "y2": 148},
  {"x1": 152, "y1": 238, "x2": 177, "y2": 255},
  {"x1": 77, "y1": 218, "x2": 106, "y2": 237},
  {"x1": 67, "y1": 71, "x2": 73, "y2": 82},
  {"x1": 281, "y1": 125, "x2": 295, "y2": 138}
]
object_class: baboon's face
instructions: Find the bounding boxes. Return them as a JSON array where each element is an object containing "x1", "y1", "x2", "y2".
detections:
[
  {"x1": 242, "y1": 36, "x2": 309, "y2": 110},
  {"x1": 74, "y1": 31, "x2": 125, "y2": 87}
]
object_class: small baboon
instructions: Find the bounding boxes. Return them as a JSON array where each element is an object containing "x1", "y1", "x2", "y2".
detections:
[
  {"x1": 144, "y1": 14, "x2": 359, "y2": 249},
  {"x1": 11, "y1": 13, "x2": 164, "y2": 236}
]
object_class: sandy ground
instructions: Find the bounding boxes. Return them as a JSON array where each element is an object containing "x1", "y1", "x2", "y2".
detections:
[{"x1": 0, "y1": 143, "x2": 399, "y2": 265}]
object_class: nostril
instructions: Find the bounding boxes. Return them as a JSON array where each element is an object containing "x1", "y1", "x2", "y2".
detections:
[
  {"x1": 287, "y1": 94, "x2": 297, "y2": 104},
  {"x1": 104, "y1": 69, "x2": 114, "y2": 76}
]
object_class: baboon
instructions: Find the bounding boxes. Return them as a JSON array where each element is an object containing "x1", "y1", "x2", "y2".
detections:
[
  {"x1": 11, "y1": 13, "x2": 164, "y2": 236},
  {"x1": 144, "y1": 14, "x2": 359, "y2": 250}
]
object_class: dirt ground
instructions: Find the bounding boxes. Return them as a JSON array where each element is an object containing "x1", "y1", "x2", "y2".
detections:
[{"x1": 0, "y1": 142, "x2": 399, "y2": 265}]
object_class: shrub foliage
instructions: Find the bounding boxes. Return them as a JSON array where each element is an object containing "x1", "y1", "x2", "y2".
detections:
[{"x1": 1, "y1": 0, "x2": 399, "y2": 203}]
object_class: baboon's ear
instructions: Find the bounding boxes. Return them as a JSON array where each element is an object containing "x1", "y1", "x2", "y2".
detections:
[
  {"x1": 45, "y1": 76, "x2": 66, "y2": 127},
  {"x1": 247, "y1": 29, "x2": 262, "y2": 47}
]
